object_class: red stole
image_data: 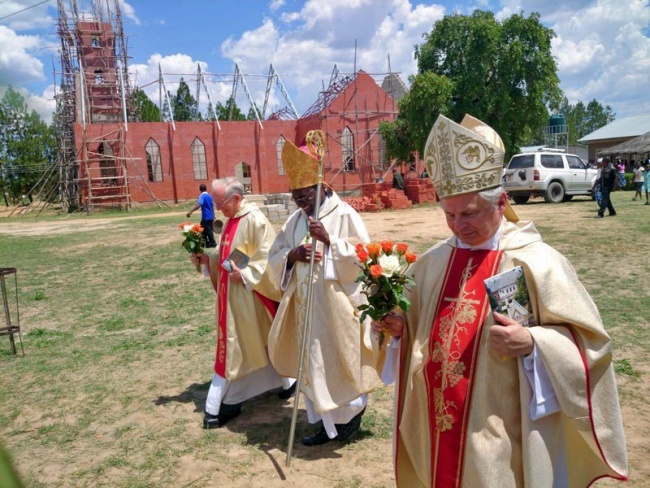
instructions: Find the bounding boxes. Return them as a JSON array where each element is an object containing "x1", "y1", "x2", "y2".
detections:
[
  {"x1": 424, "y1": 248, "x2": 501, "y2": 487},
  {"x1": 214, "y1": 216, "x2": 241, "y2": 377}
]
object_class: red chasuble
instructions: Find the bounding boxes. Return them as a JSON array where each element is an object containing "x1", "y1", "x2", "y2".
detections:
[
  {"x1": 214, "y1": 216, "x2": 241, "y2": 377},
  {"x1": 424, "y1": 248, "x2": 501, "y2": 488}
]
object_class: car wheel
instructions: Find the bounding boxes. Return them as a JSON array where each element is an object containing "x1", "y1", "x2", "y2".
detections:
[
  {"x1": 544, "y1": 182, "x2": 565, "y2": 203},
  {"x1": 562, "y1": 195, "x2": 574, "y2": 202},
  {"x1": 513, "y1": 195, "x2": 530, "y2": 204}
]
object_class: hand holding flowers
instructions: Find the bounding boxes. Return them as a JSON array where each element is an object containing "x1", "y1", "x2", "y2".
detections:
[
  {"x1": 179, "y1": 222, "x2": 205, "y2": 272},
  {"x1": 356, "y1": 240, "x2": 416, "y2": 347}
]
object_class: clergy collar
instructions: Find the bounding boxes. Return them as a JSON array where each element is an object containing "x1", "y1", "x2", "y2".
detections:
[{"x1": 456, "y1": 227, "x2": 502, "y2": 251}]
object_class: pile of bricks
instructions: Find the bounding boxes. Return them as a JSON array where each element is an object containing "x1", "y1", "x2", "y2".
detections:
[
  {"x1": 260, "y1": 193, "x2": 297, "y2": 222},
  {"x1": 404, "y1": 178, "x2": 437, "y2": 205}
]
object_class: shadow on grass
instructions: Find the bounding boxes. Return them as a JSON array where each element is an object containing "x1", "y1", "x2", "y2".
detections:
[
  {"x1": 152, "y1": 380, "x2": 210, "y2": 413},
  {"x1": 152, "y1": 382, "x2": 379, "y2": 479}
]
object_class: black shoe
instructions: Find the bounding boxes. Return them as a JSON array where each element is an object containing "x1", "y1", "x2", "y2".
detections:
[
  {"x1": 334, "y1": 407, "x2": 365, "y2": 442},
  {"x1": 595, "y1": 214, "x2": 604, "y2": 218},
  {"x1": 278, "y1": 382, "x2": 297, "y2": 400},
  {"x1": 302, "y1": 425, "x2": 334, "y2": 446},
  {"x1": 203, "y1": 402, "x2": 242, "y2": 430},
  {"x1": 609, "y1": 212, "x2": 617, "y2": 216},
  {"x1": 203, "y1": 412, "x2": 222, "y2": 430}
]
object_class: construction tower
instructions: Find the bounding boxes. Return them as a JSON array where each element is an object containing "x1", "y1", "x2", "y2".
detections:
[{"x1": 56, "y1": 0, "x2": 131, "y2": 211}]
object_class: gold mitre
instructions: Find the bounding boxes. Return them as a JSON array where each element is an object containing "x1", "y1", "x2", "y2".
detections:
[
  {"x1": 282, "y1": 139, "x2": 320, "y2": 190},
  {"x1": 424, "y1": 114, "x2": 505, "y2": 199}
]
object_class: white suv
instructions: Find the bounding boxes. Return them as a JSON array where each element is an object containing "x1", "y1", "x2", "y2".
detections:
[{"x1": 503, "y1": 150, "x2": 598, "y2": 204}]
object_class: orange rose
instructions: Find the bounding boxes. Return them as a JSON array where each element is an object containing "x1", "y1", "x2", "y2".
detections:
[
  {"x1": 355, "y1": 243, "x2": 365, "y2": 252},
  {"x1": 357, "y1": 249, "x2": 369, "y2": 262},
  {"x1": 370, "y1": 264, "x2": 383, "y2": 278},
  {"x1": 193, "y1": 224, "x2": 204, "y2": 233},
  {"x1": 395, "y1": 242, "x2": 408, "y2": 255},
  {"x1": 366, "y1": 243, "x2": 381, "y2": 259},
  {"x1": 405, "y1": 252, "x2": 416, "y2": 264},
  {"x1": 381, "y1": 240, "x2": 394, "y2": 254}
]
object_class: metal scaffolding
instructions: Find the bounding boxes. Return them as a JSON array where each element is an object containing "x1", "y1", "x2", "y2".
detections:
[{"x1": 54, "y1": 0, "x2": 132, "y2": 212}]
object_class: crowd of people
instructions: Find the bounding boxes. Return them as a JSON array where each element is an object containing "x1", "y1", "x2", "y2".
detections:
[{"x1": 185, "y1": 116, "x2": 629, "y2": 486}]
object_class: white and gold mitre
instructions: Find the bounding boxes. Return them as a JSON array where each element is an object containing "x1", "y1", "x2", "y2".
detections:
[{"x1": 424, "y1": 114, "x2": 505, "y2": 199}]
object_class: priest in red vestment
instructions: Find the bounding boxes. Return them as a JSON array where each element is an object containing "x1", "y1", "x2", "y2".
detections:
[
  {"x1": 379, "y1": 115, "x2": 628, "y2": 487},
  {"x1": 191, "y1": 177, "x2": 294, "y2": 429}
]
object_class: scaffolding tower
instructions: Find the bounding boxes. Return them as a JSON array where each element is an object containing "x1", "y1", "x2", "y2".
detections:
[{"x1": 55, "y1": 0, "x2": 132, "y2": 212}]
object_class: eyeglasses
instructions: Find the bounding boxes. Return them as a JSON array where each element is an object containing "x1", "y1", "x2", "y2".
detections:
[
  {"x1": 215, "y1": 194, "x2": 235, "y2": 209},
  {"x1": 291, "y1": 187, "x2": 315, "y2": 204}
]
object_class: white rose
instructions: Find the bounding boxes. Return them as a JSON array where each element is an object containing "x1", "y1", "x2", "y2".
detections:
[
  {"x1": 378, "y1": 254, "x2": 401, "y2": 277},
  {"x1": 183, "y1": 225, "x2": 193, "y2": 232}
]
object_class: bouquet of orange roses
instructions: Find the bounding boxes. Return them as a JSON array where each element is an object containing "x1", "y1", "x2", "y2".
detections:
[
  {"x1": 355, "y1": 241, "x2": 416, "y2": 347},
  {"x1": 179, "y1": 222, "x2": 204, "y2": 271}
]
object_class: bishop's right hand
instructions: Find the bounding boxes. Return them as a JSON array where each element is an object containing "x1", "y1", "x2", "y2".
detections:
[{"x1": 288, "y1": 243, "x2": 323, "y2": 266}]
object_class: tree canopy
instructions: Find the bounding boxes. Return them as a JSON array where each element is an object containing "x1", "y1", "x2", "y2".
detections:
[
  {"x1": 0, "y1": 87, "x2": 56, "y2": 206},
  {"x1": 129, "y1": 87, "x2": 160, "y2": 122},
  {"x1": 169, "y1": 78, "x2": 200, "y2": 122},
  {"x1": 558, "y1": 97, "x2": 615, "y2": 144},
  {"x1": 204, "y1": 97, "x2": 248, "y2": 122},
  {"x1": 381, "y1": 10, "x2": 563, "y2": 162}
]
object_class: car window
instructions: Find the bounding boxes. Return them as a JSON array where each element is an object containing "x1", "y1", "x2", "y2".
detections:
[
  {"x1": 566, "y1": 155, "x2": 586, "y2": 169},
  {"x1": 540, "y1": 154, "x2": 564, "y2": 169},
  {"x1": 508, "y1": 155, "x2": 534, "y2": 169}
]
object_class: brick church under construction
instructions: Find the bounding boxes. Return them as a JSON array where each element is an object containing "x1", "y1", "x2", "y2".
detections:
[{"x1": 55, "y1": 0, "x2": 437, "y2": 212}]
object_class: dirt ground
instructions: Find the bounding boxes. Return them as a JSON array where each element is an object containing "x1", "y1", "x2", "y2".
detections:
[{"x1": 0, "y1": 197, "x2": 647, "y2": 487}]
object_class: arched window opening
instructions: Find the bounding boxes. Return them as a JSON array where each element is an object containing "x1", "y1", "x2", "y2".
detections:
[
  {"x1": 191, "y1": 138, "x2": 207, "y2": 180},
  {"x1": 98, "y1": 141, "x2": 116, "y2": 185},
  {"x1": 342, "y1": 127, "x2": 355, "y2": 172},
  {"x1": 235, "y1": 162, "x2": 252, "y2": 193},
  {"x1": 276, "y1": 136, "x2": 286, "y2": 175},
  {"x1": 145, "y1": 139, "x2": 163, "y2": 182},
  {"x1": 94, "y1": 70, "x2": 104, "y2": 85}
]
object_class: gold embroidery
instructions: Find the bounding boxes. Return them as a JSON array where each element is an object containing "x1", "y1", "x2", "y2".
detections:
[{"x1": 433, "y1": 258, "x2": 479, "y2": 432}]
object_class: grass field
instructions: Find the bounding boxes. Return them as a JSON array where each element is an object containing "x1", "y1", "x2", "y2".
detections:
[{"x1": 0, "y1": 191, "x2": 648, "y2": 487}]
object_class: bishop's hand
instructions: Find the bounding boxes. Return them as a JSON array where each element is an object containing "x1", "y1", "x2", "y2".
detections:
[
  {"x1": 308, "y1": 217, "x2": 330, "y2": 245},
  {"x1": 489, "y1": 311, "x2": 534, "y2": 357}
]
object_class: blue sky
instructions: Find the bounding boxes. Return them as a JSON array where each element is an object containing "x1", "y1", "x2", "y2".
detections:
[{"x1": 1, "y1": 0, "x2": 649, "y2": 125}]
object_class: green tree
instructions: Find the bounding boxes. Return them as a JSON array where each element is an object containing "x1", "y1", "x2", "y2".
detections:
[
  {"x1": 220, "y1": 97, "x2": 247, "y2": 121},
  {"x1": 380, "y1": 71, "x2": 454, "y2": 161},
  {"x1": 388, "y1": 10, "x2": 562, "y2": 161},
  {"x1": 247, "y1": 104, "x2": 262, "y2": 121},
  {"x1": 558, "y1": 97, "x2": 615, "y2": 143},
  {"x1": 0, "y1": 87, "x2": 56, "y2": 206},
  {"x1": 129, "y1": 87, "x2": 160, "y2": 122},
  {"x1": 170, "y1": 78, "x2": 199, "y2": 121}
]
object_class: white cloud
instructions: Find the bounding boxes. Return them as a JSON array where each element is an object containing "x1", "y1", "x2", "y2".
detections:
[
  {"x1": 0, "y1": 0, "x2": 54, "y2": 30},
  {"x1": 119, "y1": 1, "x2": 140, "y2": 25},
  {"x1": 269, "y1": 0, "x2": 285, "y2": 11},
  {"x1": 25, "y1": 85, "x2": 57, "y2": 124},
  {"x1": 221, "y1": 0, "x2": 446, "y2": 114},
  {"x1": 0, "y1": 26, "x2": 46, "y2": 86},
  {"x1": 128, "y1": 53, "x2": 240, "y2": 117},
  {"x1": 544, "y1": 0, "x2": 650, "y2": 116}
]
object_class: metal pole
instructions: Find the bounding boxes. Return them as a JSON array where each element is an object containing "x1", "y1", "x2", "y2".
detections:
[{"x1": 286, "y1": 130, "x2": 326, "y2": 467}]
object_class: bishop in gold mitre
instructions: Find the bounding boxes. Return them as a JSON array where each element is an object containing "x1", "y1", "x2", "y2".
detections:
[
  {"x1": 266, "y1": 136, "x2": 385, "y2": 447},
  {"x1": 380, "y1": 114, "x2": 628, "y2": 487}
]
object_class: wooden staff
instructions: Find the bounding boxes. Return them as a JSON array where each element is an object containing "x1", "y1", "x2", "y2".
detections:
[{"x1": 286, "y1": 130, "x2": 326, "y2": 467}]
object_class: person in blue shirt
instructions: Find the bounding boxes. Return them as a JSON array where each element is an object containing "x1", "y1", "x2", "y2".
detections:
[{"x1": 187, "y1": 184, "x2": 217, "y2": 248}]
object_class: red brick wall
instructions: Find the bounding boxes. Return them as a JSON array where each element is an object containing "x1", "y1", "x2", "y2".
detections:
[{"x1": 75, "y1": 70, "x2": 399, "y2": 203}]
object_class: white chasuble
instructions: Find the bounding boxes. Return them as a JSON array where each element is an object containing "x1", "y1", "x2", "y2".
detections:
[
  {"x1": 267, "y1": 192, "x2": 385, "y2": 414},
  {"x1": 395, "y1": 219, "x2": 627, "y2": 488}
]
